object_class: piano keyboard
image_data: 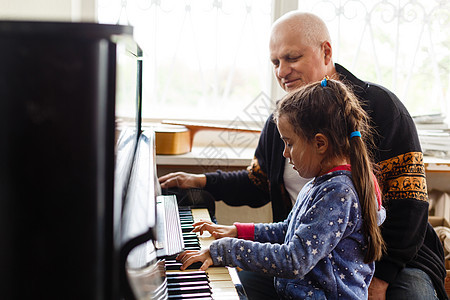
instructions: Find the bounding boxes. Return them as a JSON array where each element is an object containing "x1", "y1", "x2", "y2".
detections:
[{"x1": 165, "y1": 206, "x2": 247, "y2": 300}]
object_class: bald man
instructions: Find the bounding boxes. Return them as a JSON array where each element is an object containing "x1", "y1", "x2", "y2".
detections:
[{"x1": 159, "y1": 12, "x2": 447, "y2": 300}]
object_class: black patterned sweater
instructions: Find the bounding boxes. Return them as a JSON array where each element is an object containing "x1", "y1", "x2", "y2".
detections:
[{"x1": 204, "y1": 63, "x2": 447, "y2": 299}]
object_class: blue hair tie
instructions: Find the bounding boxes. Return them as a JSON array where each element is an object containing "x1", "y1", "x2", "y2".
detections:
[
  {"x1": 350, "y1": 131, "x2": 361, "y2": 139},
  {"x1": 321, "y1": 76, "x2": 328, "y2": 87}
]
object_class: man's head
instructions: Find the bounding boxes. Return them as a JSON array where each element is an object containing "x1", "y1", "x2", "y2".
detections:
[{"x1": 269, "y1": 12, "x2": 336, "y2": 92}]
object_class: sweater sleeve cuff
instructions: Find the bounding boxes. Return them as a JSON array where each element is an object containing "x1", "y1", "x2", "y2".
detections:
[
  {"x1": 204, "y1": 172, "x2": 217, "y2": 189},
  {"x1": 374, "y1": 260, "x2": 402, "y2": 284},
  {"x1": 233, "y1": 222, "x2": 255, "y2": 240}
]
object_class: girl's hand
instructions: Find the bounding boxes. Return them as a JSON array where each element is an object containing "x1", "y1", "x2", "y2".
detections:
[
  {"x1": 176, "y1": 249, "x2": 213, "y2": 271},
  {"x1": 192, "y1": 220, "x2": 238, "y2": 239}
]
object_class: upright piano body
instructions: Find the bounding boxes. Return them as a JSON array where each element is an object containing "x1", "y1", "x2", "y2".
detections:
[{"x1": 0, "y1": 21, "x2": 148, "y2": 299}]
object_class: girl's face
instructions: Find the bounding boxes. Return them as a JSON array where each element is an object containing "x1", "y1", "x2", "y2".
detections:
[{"x1": 277, "y1": 115, "x2": 324, "y2": 178}]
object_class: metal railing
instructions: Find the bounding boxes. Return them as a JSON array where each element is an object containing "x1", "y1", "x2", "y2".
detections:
[{"x1": 299, "y1": 0, "x2": 450, "y2": 117}]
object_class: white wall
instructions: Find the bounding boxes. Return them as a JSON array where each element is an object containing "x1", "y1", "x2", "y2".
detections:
[{"x1": 0, "y1": 0, "x2": 96, "y2": 22}]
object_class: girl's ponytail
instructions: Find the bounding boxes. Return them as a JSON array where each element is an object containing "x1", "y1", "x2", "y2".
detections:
[{"x1": 348, "y1": 130, "x2": 385, "y2": 263}]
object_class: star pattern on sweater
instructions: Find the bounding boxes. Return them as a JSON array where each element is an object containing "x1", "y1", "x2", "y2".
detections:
[{"x1": 211, "y1": 172, "x2": 370, "y2": 299}]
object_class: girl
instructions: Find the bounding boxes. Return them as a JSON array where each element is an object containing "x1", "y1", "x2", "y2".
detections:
[{"x1": 176, "y1": 78, "x2": 385, "y2": 299}]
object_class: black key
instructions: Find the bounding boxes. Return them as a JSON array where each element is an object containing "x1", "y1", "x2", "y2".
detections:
[
  {"x1": 182, "y1": 238, "x2": 199, "y2": 243},
  {"x1": 183, "y1": 233, "x2": 198, "y2": 239},
  {"x1": 181, "y1": 225, "x2": 194, "y2": 233},
  {"x1": 184, "y1": 241, "x2": 200, "y2": 246},
  {"x1": 166, "y1": 274, "x2": 208, "y2": 283},
  {"x1": 166, "y1": 270, "x2": 206, "y2": 277},
  {"x1": 184, "y1": 247, "x2": 201, "y2": 251},
  {"x1": 168, "y1": 285, "x2": 211, "y2": 295},
  {"x1": 167, "y1": 281, "x2": 209, "y2": 288},
  {"x1": 168, "y1": 293, "x2": 212, "y2": 299}
]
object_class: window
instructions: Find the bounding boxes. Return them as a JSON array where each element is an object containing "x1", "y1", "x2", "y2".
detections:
[
  {"x1": 297, "y1": 0, "x2": 450, "y2": 118},
  {"x1": 98, "y1": 0, "x2": 274, "y2": 127},
  {"x1": 98, "y1": 0, "x2": 450, "y2": 125}
]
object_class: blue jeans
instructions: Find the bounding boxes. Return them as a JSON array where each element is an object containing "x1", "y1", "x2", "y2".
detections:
[
  {"x1": 238, "y1": 267, "x2": 439, "y2": 300},
  {"x1": 386, "y1": 267, "x2": 439, "y2": 300}
]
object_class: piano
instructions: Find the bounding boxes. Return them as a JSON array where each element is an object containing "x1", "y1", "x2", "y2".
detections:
[
  {"x1": 0, "y1": 20, "x2": 246, "y2": 299},
  {"x1": 152, "y1": 196, "x2": 248, "y2": 300}
]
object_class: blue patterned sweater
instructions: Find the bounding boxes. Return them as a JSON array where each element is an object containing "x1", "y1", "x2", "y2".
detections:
[{"x1": 209, "y1": 170, "x2": 374, "y2": 299}]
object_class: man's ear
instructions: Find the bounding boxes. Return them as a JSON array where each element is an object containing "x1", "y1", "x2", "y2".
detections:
[
  {"x1": 321, "y1": 41, "x2": 332, "y2": 65},
  {"x1": 314, "y1": 133, "x2": 328, "y2": 154}
]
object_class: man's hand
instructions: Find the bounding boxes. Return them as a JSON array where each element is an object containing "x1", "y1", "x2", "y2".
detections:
[
  {"x1": 192, "y1": 220, "x2": 238, "y2": 239},
  {"x1": 368, "y1": 277, "x2": 389, "y2": 300},
  {"x1": 176, "y1": 249, "x2": 213, "y2": 271},
  {"x1": 158, "y1": 172, "x2": 206, "y2": 189}
]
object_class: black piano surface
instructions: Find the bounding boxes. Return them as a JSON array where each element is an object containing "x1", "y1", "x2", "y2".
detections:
[{"x1": 0, "y1": 20, "x2": 143, "y2": 299}]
